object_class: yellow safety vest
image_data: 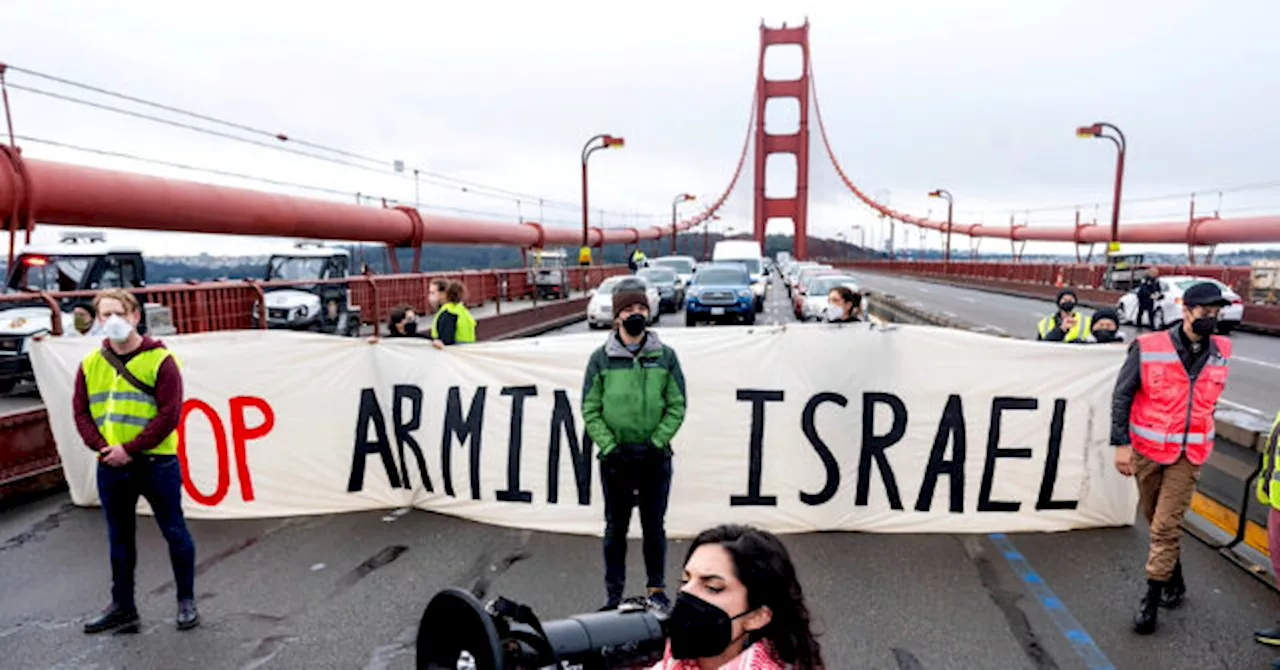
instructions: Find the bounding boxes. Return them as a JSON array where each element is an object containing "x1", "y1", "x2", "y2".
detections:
[
  {"x1": 431, "y1": 302, "x2": 477, "y2": 343},
  {"x1": 1256, "y1": 412, "x2": 1280, "y2": 510},
  {"x1": 81, "y1": 347, "x2": 182, "y2": 455},
  {"x1": 1037, "y1": 312, "x2": 1093, "y2": 343}
]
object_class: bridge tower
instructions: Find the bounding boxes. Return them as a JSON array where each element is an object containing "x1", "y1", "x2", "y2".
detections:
[{"x1": 752, "y1": 20, "x2": 811, "y2": 260}]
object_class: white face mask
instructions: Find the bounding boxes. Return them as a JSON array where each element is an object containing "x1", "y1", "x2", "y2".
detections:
[
  {"x1": 824, "y1": 304, "x2": 845, "y2": 322},
  {"x1": 102, "y1": 315, "x2": 134, "y2": 342}
]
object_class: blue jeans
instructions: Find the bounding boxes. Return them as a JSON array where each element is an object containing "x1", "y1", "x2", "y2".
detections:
[
  {"x1": 98, "y1": 455, "x2": 196, "y2": 608},
  {"x1": 600, "y1": 446, "x2": 673, "y2": 599}
]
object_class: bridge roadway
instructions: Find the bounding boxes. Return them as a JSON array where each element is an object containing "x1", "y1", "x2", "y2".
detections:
[{"x1": 2, "y1": 278, "x2": 1279, "y2": 669}]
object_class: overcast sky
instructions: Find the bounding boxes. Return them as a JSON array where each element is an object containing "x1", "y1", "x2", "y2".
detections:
[{"x1": 2, "y1": 0, "x2": 1278, "y2": 258}]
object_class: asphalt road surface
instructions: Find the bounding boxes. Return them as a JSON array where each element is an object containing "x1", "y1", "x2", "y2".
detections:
[
  {"x1": 3, "y1": 490, "x2": 1279, "y2": 669},
  {"x1": 852, "y1": 271, "x2": 1280, "y2": 421}
]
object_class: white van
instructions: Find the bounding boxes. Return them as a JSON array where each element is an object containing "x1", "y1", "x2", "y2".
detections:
[{"x1": 712, "y1": 240, "x2": 767, "y2": 312}]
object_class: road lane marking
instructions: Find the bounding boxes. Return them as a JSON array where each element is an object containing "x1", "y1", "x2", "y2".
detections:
[
  {"x1": 960, "y1": 296, "x2": 977, "y2": 304},
  {"x1": 1219, "y1": 398, "x2": 1266, "y2": 417},
  {"x1": 988, "y1": 534, "x2": 1115, "y2": 670},
  {"x1": 1236, "y1": 356, "x2": 1280, "y2": 372}
]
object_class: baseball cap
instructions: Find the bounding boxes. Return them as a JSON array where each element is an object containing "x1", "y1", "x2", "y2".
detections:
[{"x1": 1182, "y1": 282, "x2": 1231, "y2": 308}]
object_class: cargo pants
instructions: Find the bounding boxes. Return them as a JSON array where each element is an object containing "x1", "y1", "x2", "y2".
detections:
[{"x1": 1134, "y1": 453, "x2": 1201, "y2": 581}]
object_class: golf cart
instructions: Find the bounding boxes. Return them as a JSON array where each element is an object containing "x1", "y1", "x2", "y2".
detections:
[
  {"x1": 527, "y1": 248, "x2": 571, "y2": 300},
  {"x1": 0, "y1": 231, "x2": 172, "y2": 393},
  {"x1": 1103, "y1": 252, "x2": 1148, "y2": 291},
  {"x1": 253, "y1": 242, "x2": 361, "y2": 336}
]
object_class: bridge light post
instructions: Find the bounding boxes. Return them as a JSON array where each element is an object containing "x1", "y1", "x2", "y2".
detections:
[
  {"x1": 875, "y1": 189, "x2": 893, "y2": 260},
  {"x1": 671, "y1": 193, "x2": 696, "y2": 255},
  {"x1": 928, "y1": 189, "x2": 954, "y2": 268},
  {"x1": 703, "y1": 214, "x2": 721, "y2": 261},
  {"x1": 1076, "y1": 122, "x2": 1126, "y2": 255},
  {"x1": 580, "y1": 134, "x2": 624, "y2": 266}
]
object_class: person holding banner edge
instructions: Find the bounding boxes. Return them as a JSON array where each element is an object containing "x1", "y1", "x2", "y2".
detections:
[
  {"x1": 582, "y1": 278, "x2": 687, "y2": 613},
  {"x1": 72, "y1": 289, "x2": 199, "y2": 634},
  {"x1": 1111, "y1": 281, "x2": 1233, "y2": 635}
]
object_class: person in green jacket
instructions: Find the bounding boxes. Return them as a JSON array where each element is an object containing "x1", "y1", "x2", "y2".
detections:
[
  {"x1": 1252, "y1": 411, "x2": 1280, "y2": 665},
  {"x1": 582, "y1": 278, "x2": 687, "y2": 613},
  {"x1": 430, "y1": 280, "x2": 477, "y2": 349}
]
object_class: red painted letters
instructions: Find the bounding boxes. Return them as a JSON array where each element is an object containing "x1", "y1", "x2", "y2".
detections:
[{"x1": 177, "y1": 396, "x2": 276, "y2": 506}]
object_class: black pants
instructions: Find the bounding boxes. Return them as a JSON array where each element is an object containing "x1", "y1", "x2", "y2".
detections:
[
  {"x1": 98, "y1": 455, "x2": 197, "y2": 608},
  {"x1": 600, "y1": 446, "x2": 673, "y2": 599},
  {"x1": 1137, "y1": 299, "x2": 1156, "y2": 330}
]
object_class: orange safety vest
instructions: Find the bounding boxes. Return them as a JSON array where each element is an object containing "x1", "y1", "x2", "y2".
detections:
[{"x1": 1128, "y1": 329, "x2": 1232, "y2": 465}]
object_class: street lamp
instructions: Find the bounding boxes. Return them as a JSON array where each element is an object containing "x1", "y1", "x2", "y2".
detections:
[
  {"x1": 580, "y1": 134, "x2": 625, "y2": 266},
  {"x1": 874, "y1": 189, "x2": 893, "y2": 260},
  {"x1": 1076, "y1": 122, "x2": 1126, "y2": 255},
  {"x1": 671, "y1": 193, "x2": 696, "y2": 255},
  {"x1": 703, "y1": 214, "x2": 721, "y2": 261},
  {"x1": 928, "y1": 189, "x2": 954, "y2": 266}
]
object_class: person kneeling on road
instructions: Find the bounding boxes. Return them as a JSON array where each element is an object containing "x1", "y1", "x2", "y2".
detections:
[
  {"x1": 1088, "y1": 308, "x2": 1125, "y2": 344},
  {"x1": 581, "y1": 279, "x2": 687, "y2": 613},
  {"x1": 1111, "y1": 281, "x2": 1233, "y2": 635}
]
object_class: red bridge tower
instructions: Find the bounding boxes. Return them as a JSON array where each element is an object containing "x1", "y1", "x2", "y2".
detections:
[{"x1": 752, "y1": 20, "x2": 811, "y2": 260}]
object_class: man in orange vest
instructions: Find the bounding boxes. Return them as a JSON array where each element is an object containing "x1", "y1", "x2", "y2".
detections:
[{"x1": 1111, "y1": 281, "x2": 1233, "y2": 635}]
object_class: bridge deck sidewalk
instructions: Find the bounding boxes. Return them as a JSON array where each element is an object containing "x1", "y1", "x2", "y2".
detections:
[{"x1": 2, "y1": 491, "x2": 1277, "y2": 670}]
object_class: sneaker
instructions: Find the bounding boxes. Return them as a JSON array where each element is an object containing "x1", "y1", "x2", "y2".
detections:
[
  {"x1": 177, "y1": 599, "x2": 200, "y2": 631},
  {"x1": 598, "y1": 595, "x2": 622, "y2": 612},
  {"x1": 83, "y1": 603, "x2": 140, "y2": 635},
  {"x1": 647, "y1": 588, "x2": 671, "y2": 613},
  {"x1": 1256, "y1": 623, "x2": 1280, "y2": 646}
]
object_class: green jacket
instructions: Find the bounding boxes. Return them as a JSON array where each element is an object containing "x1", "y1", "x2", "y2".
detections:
[
  {"x1": 581, "y1": 330, "x2": 687, "y2": 458},
  {"x1": 1255, "y1": 411, "x2": 1280, "y2": 510}
]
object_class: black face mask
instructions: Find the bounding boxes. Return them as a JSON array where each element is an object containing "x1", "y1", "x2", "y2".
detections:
[
  {"x1": 1059, "y1": 301, "x2": 1076, "y2": 313},
  {"x1": 1191, "y1": 316, "x2": 1218, "y2": 337},
  {"x1": 622, "y1": 313, "x2": 647, "y2": 336},
  {"x1": 402, "y1": 321, "x2": 417, "y2": 335},
  {"x1": 1094, "y1": 329, "x2": 1118, "y2": 343},
  {"x1": 666, "y1": 591, "x2": 752, "y2": 660}
]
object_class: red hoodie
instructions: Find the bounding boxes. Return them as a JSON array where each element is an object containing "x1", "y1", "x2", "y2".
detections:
[{"x1": 73, "y1": 336, "x2": 184, "y2": 455}]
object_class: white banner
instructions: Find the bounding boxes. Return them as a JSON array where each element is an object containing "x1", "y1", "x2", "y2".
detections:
[{"x1": 31, "y1": 324, "x2": 1137, "y2": 537}]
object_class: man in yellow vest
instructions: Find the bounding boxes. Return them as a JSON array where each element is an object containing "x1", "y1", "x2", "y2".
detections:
[
  {"x1": 1036, "y1": 288, "x2": 1093, "y2": 343},
  {"x1": 431, "y1": 279, "x2": 478, "y2": 350},
  {"x1": 1253, "y1": 411, "x2": 1280, "y2": 658},
  {"x1": 73, "y1": 289, "x2": 198, "y2": 635}
]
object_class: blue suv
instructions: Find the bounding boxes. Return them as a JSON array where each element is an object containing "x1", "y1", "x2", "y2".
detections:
[{"x1": 685, "y1": 263, "x2": 756, "y2": 326}]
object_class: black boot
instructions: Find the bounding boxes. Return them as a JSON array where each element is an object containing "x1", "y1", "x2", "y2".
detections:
[
  {"x1": 1133, "y1": 579, "x2": 1164, "y2": 635},
  {"x1": 1159, "y1": 561, "x2": 1185, "y2": 609},
  {"x1": 598, "y1": 593, "x2": 622, "y2": 612},
  {"x1": 177, "y1": 599, "x2": 200, "y2": 631},
  {"x1": 83, "y1": 603, "x2": 139, "y2": 635}
]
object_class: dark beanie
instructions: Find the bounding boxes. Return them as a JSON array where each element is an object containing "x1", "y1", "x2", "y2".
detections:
[
  {"x1": 1092, "y1": 307, "x2": 1120, "y2": 328},
  {"x1": 1056, "y1": 288, "x2": 1078, "y2": 303},
  {"x1": 612, "y1": 280, "x2": 649, "y2": 319}
]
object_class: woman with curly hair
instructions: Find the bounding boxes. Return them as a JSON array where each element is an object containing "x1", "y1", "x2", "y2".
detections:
[{"x1": 651, "y1": 524, "x2": 824, "y2": 670}]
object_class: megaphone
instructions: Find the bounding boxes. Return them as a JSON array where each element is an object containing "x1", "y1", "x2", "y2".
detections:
[{"x1": 416, "y1": 588, "x2": 668, "y2": 670}]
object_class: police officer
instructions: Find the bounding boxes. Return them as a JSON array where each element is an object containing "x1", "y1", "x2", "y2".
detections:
[
  {"x1": 74, "y1": 289, "x2": 198, "y2": 634},
  {"x1": 629, "y1": 247, "x2": 648, "y2": 273},
  {"x1": 430, "y1": 280, "x2": 477, "y2": 349},
  {"x1": 1135, "y1": 267, "x2": 1162, "y2": 330},
  {"x1": 1037, "y1": 288, "x2": 1093, "y2": 343},
  {"x1": 581, "y1": 279, "x2": 687, "y2": 613},
  {"x1": 1111, "y1": 281, "x2": 1233, "y2": 634},
  {"x1": 1253, "y1": 411, "x2": 1280, "y2": 666}
]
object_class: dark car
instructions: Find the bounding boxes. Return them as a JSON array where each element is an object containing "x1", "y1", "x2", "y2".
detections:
[
  {"x1": 685, "y1": 263, "x2": 755, "y2": 327},
  {"x1": 637, "y1": 267, "x2": 683, "y2": 313}
]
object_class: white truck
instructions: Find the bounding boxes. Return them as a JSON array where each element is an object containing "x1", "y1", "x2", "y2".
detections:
[
  {"x1": 0, "y1": 232, "x2": 173, "y2": 393},
  {"x1": 712, "y1": 239, "x2": 768, "y2": 312},
  {"x1": 252, "y1": 243, "x2": 362, "y2": 336},
  {"x1": 527, "y1": 249, "x2": 572, "y2": 300}
]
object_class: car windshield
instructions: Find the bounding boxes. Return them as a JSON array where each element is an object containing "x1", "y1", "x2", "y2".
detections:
[
  {"x1": 652, "y1": 258, "x2": 694, "y2": 274},
  {"x1": 6, "y1": 255, "x2": 93, "y2": 293},
  {"x1": 808, "y1": 277, "x2": 856, "y2": 295},
  {"x1": 696, "y1": 268, "x2": 747, "y2": 285},
  {"x1": 638, "y1": 268, "x2": 677, "y2": 284},
  {"x1": 267, "y1": 256, "x2": 329, "y2": 281},
  {"x1": 721, "y1": 258, "x2": 761, "y2": 274}
]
